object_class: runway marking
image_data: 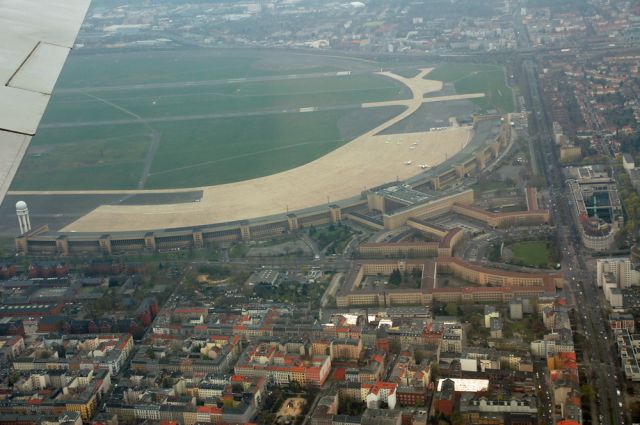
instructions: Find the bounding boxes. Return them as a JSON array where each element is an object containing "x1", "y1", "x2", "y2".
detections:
[{"x1": 81, "y1": 92, "x2": 160, "y2": 189}]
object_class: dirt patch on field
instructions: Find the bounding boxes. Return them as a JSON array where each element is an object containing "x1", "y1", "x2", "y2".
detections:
[{"x1": 277, "y1": 397, "x2": 307, "y2": 418}]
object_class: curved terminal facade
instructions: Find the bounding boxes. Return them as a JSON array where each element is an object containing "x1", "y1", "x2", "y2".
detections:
[{"x1": 16, "y1": 115, "x2": 511, "y2": 256}]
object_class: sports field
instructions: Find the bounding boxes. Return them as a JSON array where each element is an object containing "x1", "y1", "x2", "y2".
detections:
[{"x1": 426, "y1": 63, "x2": 514, "y2": 113}]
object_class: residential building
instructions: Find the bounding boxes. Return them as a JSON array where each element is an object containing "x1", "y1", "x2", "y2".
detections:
[{"x1": 234, "y1": 343, "x2": 332, "y2": 386}]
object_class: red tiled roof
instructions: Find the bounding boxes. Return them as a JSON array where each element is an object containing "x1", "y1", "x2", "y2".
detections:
[
  {"x1": 333, "y1": 368, "x2": 346, "y2": 381},
  {"x1": 440, "y1": 227, "x2": 463, "y2": 249},
  {"x1": 174, "y1": 308, "x2": 206, "y2": 314},
  {"x1": 197, "y1": 406, "x2": 222, "y2": 414}
]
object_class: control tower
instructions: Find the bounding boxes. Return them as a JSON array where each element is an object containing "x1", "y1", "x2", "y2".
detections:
[{"x1": 16, "y1": 201, "x2": 31, "y2": 235}]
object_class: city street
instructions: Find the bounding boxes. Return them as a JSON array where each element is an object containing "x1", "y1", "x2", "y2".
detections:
[{"x1": 522, "y1": 52, "x2": 627, "y2": 425}]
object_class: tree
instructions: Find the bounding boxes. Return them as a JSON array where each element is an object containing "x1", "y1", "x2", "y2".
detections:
[
  {"x1": 256, "y1": 411, "x2": 276, "y2": 425},
  {"x1": 55, "y1": 344, "x2": 66, "y2": 358},
  {"x1": 170, "y1": 340, "x2": 183, "y2": 354},
  {"x1": 581, "y1": 384, "x2": 596, "y2": 401},
  {"x1": 7, "y1": 371, "x2": 19, "y2": 386},
  {"x1": 430, "y1": 364, "x2": 439, "y2": 381},
  {"x1": 389, "y1": 269, "x2": 402, "y2": 286},
  {"x1": 444, "y1": 302, "x2": 459, "y2": 316},
  {"x1": 451, "y1": 412, "x2": 463, "y2": 425},
  {"x1": 288, "y1": 380, "x2": 302, "y2": 393},
  {"x1": 389, "y1": 339, "x2": 401, "y2": 355},
  {"x1": 488, "y1": 243, "x2": 502, "y2": 262},
  {"x1": 340, "y1": 398, "x2": 366, "y2": 416},
  {"x1": 411, "y1": 267, "x2": 422, "y2": 280},
  {"x1": 37, "y1": 350, "x2": 51, "y2": 359}
]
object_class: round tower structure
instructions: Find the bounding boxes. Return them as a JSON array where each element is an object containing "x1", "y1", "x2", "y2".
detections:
[{"x1": 15, "y1": 201, "x2": 31, "y2": 235}]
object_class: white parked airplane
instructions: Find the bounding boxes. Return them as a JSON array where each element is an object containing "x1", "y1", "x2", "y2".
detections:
[{"x1": 0, "y1": 0, "x2": 91, "y2": 206}]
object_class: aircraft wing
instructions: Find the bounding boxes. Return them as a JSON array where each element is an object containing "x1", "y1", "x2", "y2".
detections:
[{"x1": 0, "y1": 0, "x2": 91, "y2": 205}]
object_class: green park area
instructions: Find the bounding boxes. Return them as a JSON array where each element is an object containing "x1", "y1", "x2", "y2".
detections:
[
  {"x1": 387, "y1": 268, "x2": 422, "y2": 289},
  {"x1": 502, "y1": 316, "x2": 546, "y2": 342},
  {"x1": 308, "y1": 224, "x2": 355, "y2": 255},
  {"x1": 471, "y1": 179, "x2": 518, "y2": 198},
  {"x1": 229, "y1": 243, "x2": 250, "y2": 259},
  {"x1": 426, "y1": 63, "x2": 514, "y2": 113},
  {"x1": 437, "y1": 303, "x2": 546, "y2": 348},
  {"x1": 253, "y1": 279, "x2": 329, "y2": 307},
  {"x1": 508, "y1": 240, "x2": 554, "y2": 268}
]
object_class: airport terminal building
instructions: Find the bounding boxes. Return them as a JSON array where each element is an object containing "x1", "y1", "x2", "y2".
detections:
[{"x1": 15, "y1": 115, "x2": 514, "y2": 256}]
